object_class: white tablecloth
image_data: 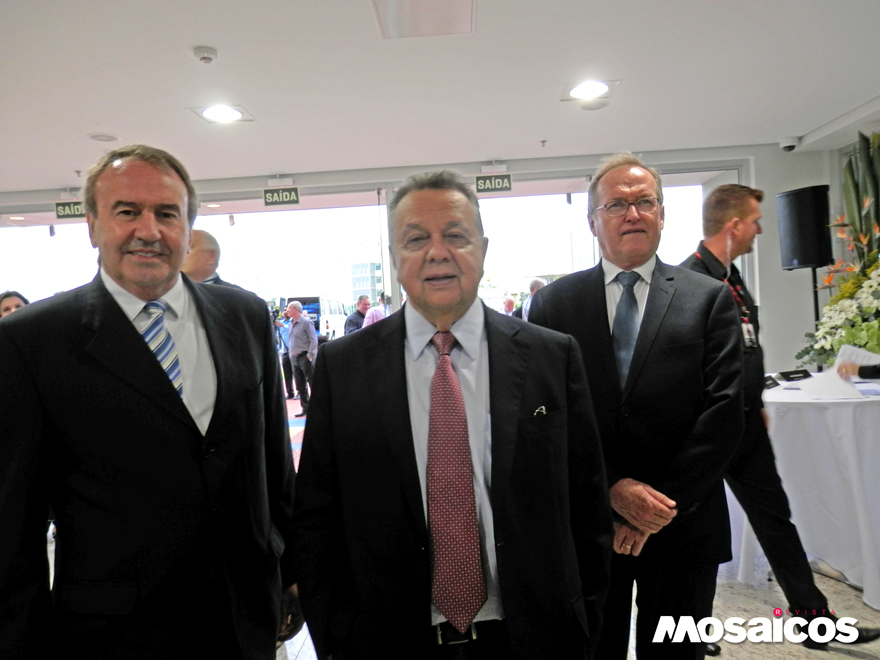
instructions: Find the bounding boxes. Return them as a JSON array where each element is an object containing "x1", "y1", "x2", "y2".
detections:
[{"x1": 728, "y1": 386, "x2": 880, "y2": 608}]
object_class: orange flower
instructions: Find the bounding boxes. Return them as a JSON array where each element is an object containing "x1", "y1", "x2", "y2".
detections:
[
  {"x1": 845, "y1": 263, "x2": 857, "y2": 272},
  {"x1": 830, "y1": 213, "x2": 847, "y2": 227},
  {"x1": 822, "y1": 272, "x2": 834, "y2": 286},
  {"x1": 836, "y1": 227, "x2": 848, "y2": 239},
  {"x1": 864, "y1": 196, "x2": 873, "y2": 213},
  {"x1": 860, "y1": 233, "x2": 870, "y2": 245},
  {"x1": 875, "y1": 223, "x2": 879, "y2": 235}
]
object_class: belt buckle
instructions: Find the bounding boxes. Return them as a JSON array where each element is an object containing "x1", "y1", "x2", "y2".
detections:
[{"x1": 435, "y1": 622, "x2": 478, "y2": 645}]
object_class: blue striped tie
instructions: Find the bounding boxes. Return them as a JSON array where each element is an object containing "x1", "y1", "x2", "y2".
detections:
[{"x1": 141, "y1": 300, "x2": 183, "y2": 397}]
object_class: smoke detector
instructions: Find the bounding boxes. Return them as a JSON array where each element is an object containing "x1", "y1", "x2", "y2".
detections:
[{"x1": 194, "y1": 46, "x2": 217, "y2": 65}]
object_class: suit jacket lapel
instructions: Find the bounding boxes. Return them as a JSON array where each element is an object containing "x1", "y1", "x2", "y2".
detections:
[
  {"x1": 485, "y1": 306, "x2": 527, "y2": 501},
  {"x1": 367, "y1": 309, "x2": 426, "y2": 535},
  {"x1": 625, "y1": 260, "x2": 676, "y2": 396},
  {"x1": 581, "y1": 264, "x2": 620, "y2": 389},
  {"x1": 81, "y1": 275, "x2": 197, "y2": 431}
]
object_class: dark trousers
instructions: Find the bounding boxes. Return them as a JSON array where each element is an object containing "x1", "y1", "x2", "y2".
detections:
[
  {"x1": 281, "y1": 351, "x2": 295, "y2": 397},
  {"x1": 724, "y1": 407, "x2": 828, "y2": 612},
  {"x1": 596, "y1": 555, "x2": 717, "y2": 660},
  {"x1": 292, "y1": 354, "x2": 313, "y2": 411}
]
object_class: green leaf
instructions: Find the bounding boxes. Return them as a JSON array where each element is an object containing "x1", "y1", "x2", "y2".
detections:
[{"x1": 844, "y1": 157, "x2": 862, "y2": 252}]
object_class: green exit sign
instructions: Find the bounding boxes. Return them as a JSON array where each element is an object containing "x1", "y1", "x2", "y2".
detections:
[
  {"x1": 263, "y1": 188, "x2": 300, "y2": 206},
  {"x1": 475, "y1": 174, "x2": 512, "y2": 192},
  {"x1": 55, "y1": 201, "x2": 85, "y2": 218}
]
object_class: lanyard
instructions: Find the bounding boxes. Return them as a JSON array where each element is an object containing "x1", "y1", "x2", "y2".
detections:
[{"x1": 693, "y1": 251, "x2": 750, "y2": 322}]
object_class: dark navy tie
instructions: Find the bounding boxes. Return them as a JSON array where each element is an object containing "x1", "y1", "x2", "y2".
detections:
[{"x1": 612, "y1": 271, "x2": 641, "y2": 388}]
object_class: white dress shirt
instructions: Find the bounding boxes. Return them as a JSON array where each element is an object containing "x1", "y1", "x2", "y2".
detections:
[
  {"x1": 100, "y1": 269, "x2": 217, "y2": 435},
  {"x1": 403, "y1": 298, "x2": 503, "y2": 624},
  {"x1": 602, "y1": 255, "x2": 656, "y2": 331}
]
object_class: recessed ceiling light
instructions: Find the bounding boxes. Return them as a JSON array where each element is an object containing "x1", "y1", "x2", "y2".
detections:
[
  {"x1": 202, "y1": 105, "x2": 243, "y2": 123},
  {"x1": 569, "y1": 81, "x2": 609, "y2": 100},
  {"x1": 9, "y1": 216, "x2": 24, "y2": 220},
  {"x1": 89, "y1": 133, "x2": 119, "y2": 142},
  {"x1": 205, "y1": 203, "x2": 221, "y2": 208}
]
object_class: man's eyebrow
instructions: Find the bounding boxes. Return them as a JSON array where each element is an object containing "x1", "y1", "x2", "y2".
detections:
[{"x1": 110, "y1": 200, "x2": 140, "y2": 212}]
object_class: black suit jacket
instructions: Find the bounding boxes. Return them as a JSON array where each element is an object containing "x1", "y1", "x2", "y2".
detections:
[
  {"x1": 0, "y1": 274, "x2": 296, "y2": 659},
  {"x1": 680, "y1": 242, "x2": 764, "y2": 410},
  {"x1": 512, "y1": 306, "x2": 523, "y2": 319},
  {"x1": 294, "y1": 304, "x2": 613, "y2": 659},
  {"x1": 530, "y1": 260, "x2": 743, "y2": 564}
]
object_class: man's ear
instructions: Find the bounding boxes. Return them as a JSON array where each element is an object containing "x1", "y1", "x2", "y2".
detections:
[
  {"x1": 86, "y1": 213, "x2": 98, "y2": 248},
  {"x1": 389, "y1": 244, "x2": 397, "y2": 271},
  {"x1": 658, "y1": 206, "x2": 665, "y2": 231}
]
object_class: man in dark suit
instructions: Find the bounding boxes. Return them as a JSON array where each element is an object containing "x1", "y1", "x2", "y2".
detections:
[
  {"x1": 682, "y1": 184, "x2": 880, "y2": 654},
  {"x1": 530, "y1": 153, "x2": 743, "y2": 660},
  {"x1": 294, "y1": 170, "x2": 613, "y2": 659},
  {"x1": 181, "y1": 228, "x2": 242, "y2": 288},
  {"x1": 512, "y1": 278, "x2": 545, "y2": 320},
  {"x1": 0, "y1": 145, "x2": 298, "y2": 659}
]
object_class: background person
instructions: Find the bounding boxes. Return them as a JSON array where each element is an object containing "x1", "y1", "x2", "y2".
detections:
[
  {"x1": 513, "y1": 278, "x2": 545, "y2": 321},
  {"x1": 0, "y1": 290, "x2": 29, "y2": 317},
  {"x1": 344, "y1": 294, "x2": 370, "y2": 334},
  {"x1": 287, "y1": 300, "x2": 317, "y2": 417}
]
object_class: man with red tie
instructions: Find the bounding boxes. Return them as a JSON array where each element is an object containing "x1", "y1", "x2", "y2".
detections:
[{"x1": 294, "y1": 170, "x2": 612, "y2": 659}]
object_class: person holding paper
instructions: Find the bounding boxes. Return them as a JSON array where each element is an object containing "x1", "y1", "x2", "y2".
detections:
[{"x1": 837, "y1": 361, "x2": 880, "y2": 379}]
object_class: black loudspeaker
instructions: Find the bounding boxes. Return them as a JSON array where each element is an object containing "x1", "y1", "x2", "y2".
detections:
[{"x1": 775, "y1": 185, "x2": 832, "y2": 271}]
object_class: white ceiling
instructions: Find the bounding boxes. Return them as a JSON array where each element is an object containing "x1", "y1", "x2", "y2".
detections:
[{"x1": 2, "y1": 0, "x2": 880, "y2": 223}]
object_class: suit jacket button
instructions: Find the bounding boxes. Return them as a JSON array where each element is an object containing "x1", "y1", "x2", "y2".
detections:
[{"x1": 620, "y1": 407, "x2": 630, "y2": 418}]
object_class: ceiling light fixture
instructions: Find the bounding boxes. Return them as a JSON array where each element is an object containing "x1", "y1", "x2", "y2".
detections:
[
  {"x1": 9, "y1": 216, "x2": 24, "y2": 220},
  {"x1": 569, "y1": 81, "x2": 609, "y2": 100},
  {"x1": 205, "y1": 203, "x2": 221, "y2": 208},
  {"x1": 202, "y1": 105, "x2": 243, "y2": 123},
  {"x1": 89, "y1": 133, "x2": 119, "y2": 142}
]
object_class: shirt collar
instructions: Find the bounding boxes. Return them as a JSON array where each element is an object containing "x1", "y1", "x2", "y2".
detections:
[
  {"x1": 602, "y1": 255, "x2": 656, "y2": 286},
  {"x1": 695, "y1": 241, "x2": 734, "y2": 280},
  {"x1": 99, "y1": 267, "x2": 187, "y2": 322},
  {"x1": 405, "y1": 297, "x2": 485, "y2": 362}
]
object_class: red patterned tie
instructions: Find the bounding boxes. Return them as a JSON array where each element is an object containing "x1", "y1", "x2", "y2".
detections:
[{"x1": 428, "y1": 331, "x2": 487, "y2": 632}]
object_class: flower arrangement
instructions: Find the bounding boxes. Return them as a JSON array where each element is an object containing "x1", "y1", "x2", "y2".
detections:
[{"x1": 796, "y1": 132, "x2": 880, "y2": 366}]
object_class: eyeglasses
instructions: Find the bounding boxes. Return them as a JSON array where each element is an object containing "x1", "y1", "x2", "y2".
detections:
[{"x1": 596, "y1": 197, "x2": 660, "y2": 218}]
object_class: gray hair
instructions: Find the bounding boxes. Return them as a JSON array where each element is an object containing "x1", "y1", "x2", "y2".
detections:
[
  {"x1": 387, "y1": 170, "x2": 483, "y2": 240},
  {"x1": 529, "y1": 278, "x2": 546, "y2": 294},
  {"x1": 83, "y1": 144, "x2": 199, "y2": 225},
  {"x1": 357, "y1": 294, "x2": 370, "y2": 304},
  {"x1": 588, "y1": 152, "x2": 663, "y2": 216},
  {"x1": 288, "y1": 301, "x2": 303, "y2": 312}
]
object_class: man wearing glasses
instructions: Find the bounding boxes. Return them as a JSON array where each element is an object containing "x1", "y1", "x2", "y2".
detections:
[{"x1": 530, "y1": 152, "x2": 743, "y2": 660}]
